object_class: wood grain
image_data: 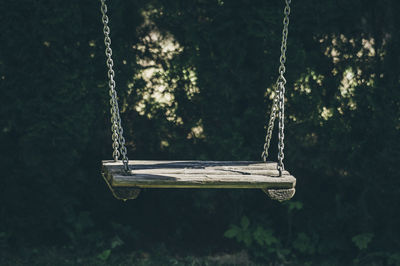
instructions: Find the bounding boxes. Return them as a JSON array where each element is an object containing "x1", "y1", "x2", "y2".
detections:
[{"x1": 102, "y1": 160, "x2": 296, "y2": 198}]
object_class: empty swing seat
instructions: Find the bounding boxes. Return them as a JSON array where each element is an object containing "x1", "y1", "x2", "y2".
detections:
[
  {"x1": 102, "y1": 160, "x2": 296, "y2": 201},
  {"x1": 99, "y1": 0, "x2": 297, "y2": 202}
]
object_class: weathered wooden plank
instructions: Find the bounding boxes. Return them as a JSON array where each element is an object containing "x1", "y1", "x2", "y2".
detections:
[
  {"x1": 102, "y1": 160, "x2": 296, "y2": 201},
  {"x1": 111, "y1": 173, "x2": 295, "y2": 188},
  {"x1": 102, "y1": 160, "x2": 295, "y2": 188},
  {"x1": 117, "y1": 169, "x2": 290, "y2": 176},
  {"x1": 103, "y1": 160, "x2": 280, "y2": 170}
]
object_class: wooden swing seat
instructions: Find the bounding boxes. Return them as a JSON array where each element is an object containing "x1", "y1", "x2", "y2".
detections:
[{"x1": 102, "y1": 160, "x2": 296, "y2": 201}]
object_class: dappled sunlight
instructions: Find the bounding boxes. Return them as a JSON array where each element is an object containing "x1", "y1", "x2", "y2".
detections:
[
  {"x1": 320, "y1": 106, "x2": 333, "y2": 121},
  {"x1": 131, "y1": 9, "x2": 199, "y2": 125},
  {"x1": 296, "y1": 34, "x2": 385, "y2": 121},
  {"x1": 339, "y1": 67, "x2": 358, "y2": 110},
  {"x1": 322, "y1": 35, "x2": 379, "y2": 61},
  {"x1": 187, "y1": 120, "x2": 205, "y2": 140},
  {"x1": 294, "y1": 69, "x2": 324, "y2": 96}
]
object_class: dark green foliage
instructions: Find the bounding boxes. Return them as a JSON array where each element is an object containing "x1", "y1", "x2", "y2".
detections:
[{"x1": 0, "y1": 0, "x2": 399, "y2": 264}]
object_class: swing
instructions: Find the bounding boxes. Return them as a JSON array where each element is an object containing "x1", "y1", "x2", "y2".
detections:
[{"x1": 100, "y1": 0, "x2": 296, "y2": 201}]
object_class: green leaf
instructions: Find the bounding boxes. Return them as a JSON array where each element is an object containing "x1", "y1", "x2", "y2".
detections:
[
  {"x1": 224, "y1": 227, "x2": 238, "y2": 238},
  {"x1": 352, "y1": 233, "x2": 374, "y2": 250},
  {"x1": 111, "y1": 236, "x2": 124, "y2": 249},
  {"x1": 263, "y1": 231, "x2": 278, "y2": 246},
  {"x1": 388, "y1": 253, "x2": 400, "y2": 265},
  {"x1": 253, "y1": 226, "x2": 277, "y2": 247},
  {"x1": 243, "y1": 232, "x2": 253, "y2": 247},
  {"x1": 240, "y1": 216, "x2": 250, "y2": 230},
  {"x1": 287, "y1": 201, "x2": 303, "y2": 212},
  {"x1": 97, "y1": 249, "x2": 111, "y2": 261},
  {"x1": 236, "y1": 230, "x2": 244, "y2": 242},
  {"x1": 253, "y1": 226, "x2": 265, "y2": 246}
]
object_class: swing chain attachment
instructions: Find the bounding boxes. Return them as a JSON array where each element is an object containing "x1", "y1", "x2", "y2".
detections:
[
  {"x1": 100, "y1": 0, "x2": 129, "y2": 173},
  {"x1": 261, "y1": 0, "x2": 291, "y2": 175}
]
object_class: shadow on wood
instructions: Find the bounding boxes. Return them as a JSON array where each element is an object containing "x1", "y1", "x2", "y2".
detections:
[{"x1": 102, "y1": 160, "x2": 296, "y2": 201}]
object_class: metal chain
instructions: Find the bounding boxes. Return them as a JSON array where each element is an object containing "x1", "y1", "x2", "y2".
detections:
[
  {"x1": 100, "y1": 0, "x2": 290, "y2": 174},
  {"x1": 261, "y1": 79, "x2": 280, "y2": 161},
  {"x1": 261, "y1": 0, "x2": 291, "y2": 175},
  {"x1": 101, "y1": 0, "x2": 129, "y2": 172}
]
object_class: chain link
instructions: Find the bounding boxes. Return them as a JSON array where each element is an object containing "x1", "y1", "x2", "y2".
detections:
[
  {"x1": 100, "y1": 0, "x2": 129, "y2": 172},
  {"x1": 261, "y1": 0, "x2": 291, "y2": 175},
  {"x1": 261, "y1": 79, "x2": 280, "y2": 161}
]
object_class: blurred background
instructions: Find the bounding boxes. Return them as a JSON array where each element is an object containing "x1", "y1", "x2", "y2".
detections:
[{"x1": 0, "y1": 0, "x2": 399, "y2": 265}]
